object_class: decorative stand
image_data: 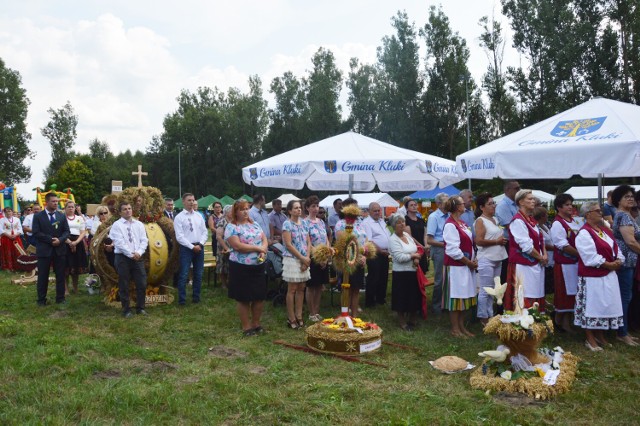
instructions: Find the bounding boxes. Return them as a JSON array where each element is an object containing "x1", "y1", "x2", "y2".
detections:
[
  {"x1": 306, "y1": 206, "x2": 382, "y2": 355},
  {"x1": 470, "y1": 278, "x2": 579, "y2": 400}
]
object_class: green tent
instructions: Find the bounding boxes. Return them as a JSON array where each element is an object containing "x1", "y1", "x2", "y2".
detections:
[
  {"x1": 174, "y1": 198, "x2": 183, "y2": 209},
  {"x1": 197, "y1": 194, "x2": 220, "y2": 210},
  {"x1": 219, "y1": 195, "x2": 236, "y2": 206},
  {"x1": 240, "y1": 194, "x2": 253, "y2": 202}
]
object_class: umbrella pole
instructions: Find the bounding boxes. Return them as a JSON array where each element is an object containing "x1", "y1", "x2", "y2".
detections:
[
  {"x1": 597, "y1": 174, "x2": 603, "y2": 206},
  {"x1": 348, "y1": 174, "x2": 353, "y2": 198}
]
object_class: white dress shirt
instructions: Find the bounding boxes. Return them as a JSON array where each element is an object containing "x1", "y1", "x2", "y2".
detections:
[
  {"x1": 109, "y1": 217, "x2": 149, "y2": 258},
  {"x1": 174, "y1": 209, "x2": 208, "y2": 249},
  {"x1": 362, "y1": 216, "x2": 390, "y2": 250},
  {"x1": 22, "y1": 213, "x2": 35, "y2": 236}
]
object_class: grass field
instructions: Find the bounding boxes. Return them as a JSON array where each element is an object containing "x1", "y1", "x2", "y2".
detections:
[{"x1": 1, "y1": 269, "x2": 639, "y2": 425}]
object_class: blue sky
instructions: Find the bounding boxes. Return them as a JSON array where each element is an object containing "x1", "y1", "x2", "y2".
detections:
[{"x1": 0, "y1": 0, "x2": 517, "y2": 201}]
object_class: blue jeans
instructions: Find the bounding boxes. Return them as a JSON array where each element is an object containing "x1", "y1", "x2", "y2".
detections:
[
  {"x1": 617, "y1": 266, "x2": 634, "y2": 337},
  {"x1": 178, "y1": 245, "x2": 205, "y2": 304},
  {"x1": 431, "y1": 246, "x2": 445, "y2": 313}
]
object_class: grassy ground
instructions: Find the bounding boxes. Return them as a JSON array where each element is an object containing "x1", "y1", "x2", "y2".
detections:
[{"x1": 0, "y1": 269, "x2": 639, "y2": 426}]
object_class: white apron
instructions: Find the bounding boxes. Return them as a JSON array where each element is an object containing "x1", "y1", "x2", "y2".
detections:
[
  {"x1": 584, "y1": 273, "x2": 624, "y2": 318},
  {"x1": 448, "y1": 265, "x2": 477, "y2": 299},
  {"x1": 515, "y1": 263, "x2": 545, "y2": 299},
  {"x1": 561, "y1": 263, "x2": 579, "y2": 296}
]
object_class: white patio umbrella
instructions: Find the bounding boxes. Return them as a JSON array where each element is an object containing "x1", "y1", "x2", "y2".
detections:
[
  {"x1": 456, "y1": 98, "x2": 640, "y2": 180},
  {"x1": 243, "y1": 132, "x2": 461, "y2": 193},
  {"x1": 456, "y1": 98, "x2": 640, "y2": 202}
]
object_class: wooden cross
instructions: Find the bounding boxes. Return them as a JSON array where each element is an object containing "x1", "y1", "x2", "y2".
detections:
[{"x1": 132, "y1": 164, "x2": 148, "y2": 188}]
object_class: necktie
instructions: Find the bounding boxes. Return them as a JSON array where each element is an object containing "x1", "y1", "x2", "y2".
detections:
[
  {"x1": 170, "y1": 212, "x2": 173, "y2": 219},
  {"x1": 49, "y1": 213, "x2": 55, "y2": 224}
]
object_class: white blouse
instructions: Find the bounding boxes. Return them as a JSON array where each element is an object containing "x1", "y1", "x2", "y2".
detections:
[
  {"x1": 389, "y1": 232, "x2": 418, "y2": 272},
  {"x1": 0, "y1": 217, "x2": 23, "y2": 236},
  {"x1": 575, "y1": 228, "x2": 624, "y2": 268},
  {"x1": 66, "y1": 215, "x2": 86, "y2": 236}
]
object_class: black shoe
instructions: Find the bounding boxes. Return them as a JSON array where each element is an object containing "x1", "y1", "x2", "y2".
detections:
[
  {"x1": 56, "y1": 299, "x2": 67, "y2": 305},
  {"x1": 137, "y1": 309, "x2": 148, "y2": 316},
  {"x1": 37, "y1": 300, "x2": 47, "y2": 307},
  {"x1": 243, "y1": 328, "x2": 257, "y2": 337},
  {"x1": 122, "y1": 311, "x2": 134, "y2": 318},
  {"x1": 253, "y1": 326, "x2": 266, "y2": 334},
  {"x1": 192, "y1": 299, "x2": 200, "y2": 304}
]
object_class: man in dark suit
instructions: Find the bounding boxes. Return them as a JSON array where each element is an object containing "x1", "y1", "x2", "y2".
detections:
[
  {"x1": 164, "y1": 198, "x2": 175, "y2": 220},
  {"x1": 32, "y1": 192, "x2": 70, "y2": 306}
]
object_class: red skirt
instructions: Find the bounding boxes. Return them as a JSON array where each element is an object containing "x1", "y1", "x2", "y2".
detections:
[
  {"x1": 553, "y1": 264, "x2": 576, "y2": 312},
  {"x1": 0, "y1": 235, "x2": 24, "y2": 271},
  {"x1": 503, "y1": 262, "x2": 546, "y2": 313}
]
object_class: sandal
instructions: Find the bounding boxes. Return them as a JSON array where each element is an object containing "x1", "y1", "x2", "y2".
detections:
[
  {"x1": 287, "y1": 320, "x2": 299, "y2": 330},
  {"x1": 253, "y1": 326, "x2": 266, "y2": 334},
  {"x1": 296, "y1": 318, "x2": 305, "y2": 328},
  {"x1": 242, "y1": 329, "x2": 257, "y2": 337}
]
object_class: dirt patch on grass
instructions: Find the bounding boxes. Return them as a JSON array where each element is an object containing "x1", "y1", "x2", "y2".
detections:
[
  {"x1": 248, "y1": 366, "x2": 268, "y2": 375},
  {"x1": 149, "y1": 361, "x2": 178, "y2": 372},
  {"x1": 208, "y1": 346, "x2": 248, "y2": 359},
  {"x1": 0, "y1": 310, "x2": 11, "y2": 316},
  {"x1": 493, "y1": 391, "x2": 547, "y2": 407},
  {"x1": 49, "y1": 311, "x2": 68, "y2": 319},
  {"x1": 181, "y1": 376, "x2": 200, "y2": 384},
  {"x1": 93, "y1": 369, "x2": 122, "y2": 379}
]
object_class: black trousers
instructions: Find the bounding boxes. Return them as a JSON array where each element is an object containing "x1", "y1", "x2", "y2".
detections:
[
  {"x1": 114, "y1": 254, "x2": 147, "y2": 313},
  {"x1": 37, "y1": 253, "x2": 66, "y2": 304},
  {"x1": 366, "y1": 253, "x2": 390, "y2": 306}
]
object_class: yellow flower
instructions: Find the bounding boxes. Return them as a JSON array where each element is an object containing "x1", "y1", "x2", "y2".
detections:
[{"x1": 535, "y1": 368, "x2": 546, "y2": 378}]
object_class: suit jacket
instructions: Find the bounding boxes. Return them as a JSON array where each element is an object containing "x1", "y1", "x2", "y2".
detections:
[
  {"x1": 164, "y1": 210, "x2": 175, "y2": 220},
  {"x1": 32, "y1": 210, "x2": 71, "y2": 257}
]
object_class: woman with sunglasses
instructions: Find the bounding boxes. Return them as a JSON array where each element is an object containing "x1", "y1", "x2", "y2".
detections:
[
  {"x1": 575, "y1": 201, "x2": 624, "y2": 351},
  {"x1": 474, "y1": 193, "x2": 507, "y2": 325},
  {"x1": 90, "y1": 206, "x2": 114, "y2": 269}
]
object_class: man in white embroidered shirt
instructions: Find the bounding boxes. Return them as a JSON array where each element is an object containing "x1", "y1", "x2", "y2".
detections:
[
  {"x1": 109, "y1": 202, "x2": 149, "y2": 318},
  {"x1": 174, "y1": 193, "x2": 209, "y2": 305},
  {"x1": 362, "y1": 202, "x2": 390, "y2": 307}
]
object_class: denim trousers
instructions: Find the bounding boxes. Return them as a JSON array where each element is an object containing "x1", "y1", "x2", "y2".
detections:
[
  {"x1": 178, "y1": 245, "x2": 204, "y2": 304},
  {"x1": 617, "y1": 266, "x2": 634, "y2": 337}
]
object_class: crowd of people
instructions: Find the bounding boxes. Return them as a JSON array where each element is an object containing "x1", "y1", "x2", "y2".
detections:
[{"x1": 5, "y1": 183, "x2": 640, "y2": 349}]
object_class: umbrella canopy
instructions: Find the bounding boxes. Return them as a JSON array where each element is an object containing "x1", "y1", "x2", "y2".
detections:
[
  {"x1": 243, "y1": 131, "x2": 461, "y2": 192},
  {"x1": 265, "y1": 193, "x2": 300, "y2": 209},
  {"x1": 565, "y1": 185, "x2": 640, "y2": 201},
  {"x1": 319, "y1": 193, "x2": 399, "y2": 209},
  {"x1": 407, "y1": 185, "x2": 460, "y2": 200},
  {"x1": 456, "y1": 98, "x2": 640, "y2": 179},
  {"x1": 219, "y1": 195, "x2": 236, "y2": 206},
  {"x1": 493, "y1": 190, "x2": 556, "y2": 204},
  {"x1": 196, "y1": 194, "x2": 220, "y2": 210}
]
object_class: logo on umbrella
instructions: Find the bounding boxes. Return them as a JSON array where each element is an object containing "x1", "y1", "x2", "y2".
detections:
[
  {"x1": 249, "y1": 168, "x2": 258, "y2": 180},
  {"x1": 324, "y1": 161, "x2": 337, "y2": 173},
  {"x1": 460, "y1": 159, "x2": 467, "y2": 173},
  {"x1": 550, "y1": 117, "x2": 606, "y2": 137},
  {"x1": 425, "y1": 160, "x2": 432, "y2": 173}
]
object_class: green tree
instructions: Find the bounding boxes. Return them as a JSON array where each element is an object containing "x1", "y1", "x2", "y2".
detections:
[
  {"x1": 346, "y1": 58, "x2": 380, "y2": 135},
  {"x1": 264, "y1": 71, "x2": 309, "y2": 158},
  {"x1": 305, "y1": 47, "x2": 344, "y2": 141},
  {"x1": 607, "y1": 0, "x2": 640, "y2": 102},
  {"x1": 478, "y1": 16, "x2": 521, "y2": 138},
  {"x1": 0, "y1": 58, "x2": 33, "y2": 183},
  {"x1": 41, "y1": 101, "x2": 78, "y2": 179},
  {"x1": 376, "y1": 11, "x2": 424, "y2": 149},
  {"x1": 421, "y1": 6, "x2": 483, "y2": 158},
  {"x1": 51, "y1": 159, "x2": 95, "y2": 206}
]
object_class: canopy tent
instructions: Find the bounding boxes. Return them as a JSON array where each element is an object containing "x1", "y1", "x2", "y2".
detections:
[
  {"x1": 265, "y1": 193, "x2": 300, "y2": 209},
  {"x1": 240, "y1": 194, "x2": 253, "y2": 202},
  {"x1": 196, "y1": 195, "x2": 220, "y2": 210},
  {"x1": 219, "y1": 195, "x2": 236, "y2": 206},
  {"x1": 242, "y1": 131, "x2": 461, "y2": 193},
  {"x1": 319, "y1": 193, "x2": 399, "y2": 211},
  {"x1": 456, "y1": 98, "x2": 640, "y2": 181},
  {"x1": 493, "y1": 190, "x2": 556, "y2": 205},
  {"x1": 566, "y1": 185, "x2": 640, "y2": 201},
  {"x1": 174, "y1": 199, "x2": 183, "y2": 209},
  {"x1": 407, "y1": 185, "x2": 460, "y2": 200}
]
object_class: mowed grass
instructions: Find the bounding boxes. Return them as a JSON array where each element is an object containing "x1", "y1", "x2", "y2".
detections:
[{"x1": 1, "y1": 269, "x2": 639, "y2": 425}]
